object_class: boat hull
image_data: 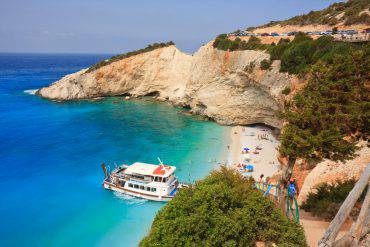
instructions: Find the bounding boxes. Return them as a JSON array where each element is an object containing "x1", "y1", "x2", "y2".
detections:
[{"x1": 103, "y1": 180, "x2": 174, "y2": 202}]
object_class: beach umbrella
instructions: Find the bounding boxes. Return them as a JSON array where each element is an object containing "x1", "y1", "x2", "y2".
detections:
[
  {"x1": 246, "y1": 165, "x2": 254, "y2": 170},
  {"x1": 243, "y1": 147, "x2": 250, "y2": 151}
]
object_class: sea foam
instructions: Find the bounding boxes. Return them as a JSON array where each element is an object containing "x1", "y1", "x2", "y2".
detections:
[
  {"x1": 113, "y1": 191, "x2": 147, "y2": 205},
  {"x1": 24, "y1": 89, "x2": 38, "y2": 95}
]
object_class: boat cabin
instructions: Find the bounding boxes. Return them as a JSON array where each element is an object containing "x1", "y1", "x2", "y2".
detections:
[{"x1": 107, "y1": 162, "x2": 179, "y2": 200}]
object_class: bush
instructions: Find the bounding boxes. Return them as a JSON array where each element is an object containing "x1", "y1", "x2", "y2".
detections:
[
  {"x1": 282, "y1": 86, "x2": 291, "y2": 95},
  {"x1": 213, "y1": 35, "x2": 270, "y2": 52},
  {"x1": 270, "y1": 38, "x2": 290, "y2": 61},
  {"x1": 272, "y1": 33, "x2": 363, "y2": 75},
  {"x1": 260, "y1": 59, "x2": 271, "y2": 70},
  {"x1": 301, "y1": 179, "x2": 368, "y2": 220},
  {"x1": 140, "y1": 167, "x2": 307, "y2": 247},
  {"x1": 86, "y1": 41, "x2": 175, "y2": 72}
]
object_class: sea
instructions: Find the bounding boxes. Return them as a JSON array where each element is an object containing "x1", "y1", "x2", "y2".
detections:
[{"x1": 0, "y1": 53, "x2": 229, "y2": 247}]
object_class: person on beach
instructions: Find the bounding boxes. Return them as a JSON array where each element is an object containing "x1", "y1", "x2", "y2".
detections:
[
  {"x1": 287, "y1": 178, "x2": 299, "y2": 206},
  {"x1": 258, "y1": 174, "x2": 265, "y2": 189}
]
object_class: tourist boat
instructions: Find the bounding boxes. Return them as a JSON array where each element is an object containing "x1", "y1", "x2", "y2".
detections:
[{"x1": 102, "y1": 159, "x2": 186, "y2": 202}]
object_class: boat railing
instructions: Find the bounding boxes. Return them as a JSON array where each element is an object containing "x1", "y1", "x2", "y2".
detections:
[
  {"x1": 179, "y1": 182, "x2": 192, "y2": 187},
  {"x1": 128, "y1": 179, "x2": 150, "y2": 185}
]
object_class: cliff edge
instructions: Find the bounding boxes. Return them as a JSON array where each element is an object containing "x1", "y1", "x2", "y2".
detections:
[{"x1": 37, "y1": 43, "x2": 292, "y2": 128}]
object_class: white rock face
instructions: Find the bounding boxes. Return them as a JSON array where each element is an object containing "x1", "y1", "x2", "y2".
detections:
[
  {"x1": 298, "y1": 145, "x2": 370, "y2": 204},
  {"x1": 37, "y1": 43, "x2": 292, "y2": 128}
]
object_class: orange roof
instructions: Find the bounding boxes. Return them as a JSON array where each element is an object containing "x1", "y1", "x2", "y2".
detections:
[{"x1": 153, "y1": 164, "x2": 171, "y2": 175}]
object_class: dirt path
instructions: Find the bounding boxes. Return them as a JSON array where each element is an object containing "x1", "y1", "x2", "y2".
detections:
[{"x1": 300, "y1": 211, "x2": 351, "y2": 246}]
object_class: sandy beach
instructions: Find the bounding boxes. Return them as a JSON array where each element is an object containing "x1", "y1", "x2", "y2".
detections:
[{"x1": 228, "y1": 125, "x2": 280, "y2": 181}]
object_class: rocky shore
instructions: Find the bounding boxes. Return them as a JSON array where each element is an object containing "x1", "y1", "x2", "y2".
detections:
[{"x1": 37, "y1": 43, "x2": 292, "y2": 128}]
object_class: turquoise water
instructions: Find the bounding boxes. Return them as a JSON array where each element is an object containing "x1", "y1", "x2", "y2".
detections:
[{"x1": 0, "y1": 53, "x2": 229, "y2": 246}]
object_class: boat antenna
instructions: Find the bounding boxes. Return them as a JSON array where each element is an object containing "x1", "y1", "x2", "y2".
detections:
[
  {"x1": 157, "y1": 157, "x2": 164, "y2": 166},
  {"x1": 101, "y1": 163, "x2": 109, "y2": 179}
]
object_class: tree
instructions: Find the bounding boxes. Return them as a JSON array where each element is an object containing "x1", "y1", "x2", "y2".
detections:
[
  {"x1": 278, "y1": 47, "x2": 369, "y2": 206},
  {"x1": 140, "y1": 167, "x2": 307, "y2": 247}
]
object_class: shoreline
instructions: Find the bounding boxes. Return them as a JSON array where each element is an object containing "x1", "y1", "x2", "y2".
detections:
[{"x1": 228, "y1": 125, "x2": 281, "y2": 181}]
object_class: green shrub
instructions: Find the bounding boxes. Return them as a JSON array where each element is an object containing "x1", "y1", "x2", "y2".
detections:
[
  {"x1": 140, "y1": 167, "x2": 307, "y2": 247},
  {"x1": 260, "y1": 59, "x2": 271, "y2": 70},
  {"x1": 272, "y1": 33, "x2": 363, "y2": 75},
  {"x1": 213, "y1": 35, "x2": 270, "y2": 52},
  {"x1": 86, "y1": 41, "x2": 175, "y2": 73},
  {"x1": 301, "y1": 179, "x2": 368, "y2": 220},
  {"x1": 270, "y1": 38, "x2": 290, "y2": 60},
  {"x1": 282, "y1": 86, "x2": 291, "y2": 95}
]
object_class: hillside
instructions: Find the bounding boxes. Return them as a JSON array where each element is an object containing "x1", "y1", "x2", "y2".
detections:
[{"x1": 253, "y1": 0, "x2": 369, "y2": 29}]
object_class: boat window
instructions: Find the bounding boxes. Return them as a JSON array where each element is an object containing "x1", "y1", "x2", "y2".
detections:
[
  {"x1": 163, "y1": 178, "x2": 167, "y2": 182},
  {"x1": 154, "y1": 177, "x2": 159, "y2": 182},
  {"x1": 146, "y1": 187, "x2": 151, "y2": 191},
  {"x1": 132, "y1": 174, "x2": 145, "y2": 180},
  {"x1": 134, "y1": 184, "x2": 139, "y2": 189},
  {"x1": 128, "y1": 183, "x2": 133, "y2": 188},
  {"x1": 151, "y1": 188, "x2": 156, "y2": 192},
  {"x1": 139, "y1": 185, "x2": 144, "y2": 190}
]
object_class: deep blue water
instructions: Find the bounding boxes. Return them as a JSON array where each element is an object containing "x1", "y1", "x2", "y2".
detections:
[{"x1": 0, "y1": 53, "x2": 229, "y2": 246}]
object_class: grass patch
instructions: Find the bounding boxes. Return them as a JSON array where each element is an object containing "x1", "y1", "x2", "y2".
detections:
[{"x1": 86, "y1": 41, "x2": 175, "y2": 73}]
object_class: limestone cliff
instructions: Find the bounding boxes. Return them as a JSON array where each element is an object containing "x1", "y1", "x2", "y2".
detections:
[
  {"x1": 298, "y1": 144, "x2": 370, "y2": 204},
  {"x1": 37, "y1": 43, "x2": 292, "y2": 128}
]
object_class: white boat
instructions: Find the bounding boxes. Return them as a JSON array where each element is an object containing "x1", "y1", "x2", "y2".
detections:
[{"x1": 102, "y1": 159, "x2": 186, "y2": 202}]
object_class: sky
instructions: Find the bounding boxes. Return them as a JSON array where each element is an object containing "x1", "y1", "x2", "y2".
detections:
[{"x1": 0, "y1": 0, "x2": 342, "y2": 54}]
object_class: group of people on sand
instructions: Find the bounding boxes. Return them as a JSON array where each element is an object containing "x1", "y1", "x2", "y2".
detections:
[{"x1": 232, "y1": 127, "x2": 299, "y2": 202}]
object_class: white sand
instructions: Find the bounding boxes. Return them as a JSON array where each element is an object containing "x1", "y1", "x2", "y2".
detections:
[{"x1": 228, "y1": 125, "x2": 280, "y2": 180}]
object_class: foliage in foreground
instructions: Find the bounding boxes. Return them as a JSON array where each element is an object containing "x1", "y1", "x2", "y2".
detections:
[
  {"x1": 140, "y1": 167, "x2": 307, "y2": 247},
  {"x1": 279, "y1": 45, "x2": 369, "y2": 164},
  {"x1": 86, "y1": 41, "x2": 175, "y2": 73},
  {"x1": 301, "y1": 179, "x2": 367, "y2": 220}
]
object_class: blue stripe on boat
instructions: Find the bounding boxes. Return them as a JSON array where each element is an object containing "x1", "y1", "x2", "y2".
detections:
[{"x1": 169, "y1": 188, "x2": 178, "y2": 196}]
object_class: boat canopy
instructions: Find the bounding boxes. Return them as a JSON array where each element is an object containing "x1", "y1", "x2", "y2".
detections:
[{"x1": 125, "y1": 162, "x2": 176, "y2": 177}]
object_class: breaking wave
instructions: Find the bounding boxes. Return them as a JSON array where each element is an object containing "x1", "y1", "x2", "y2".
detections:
[
  {"x1": 24, "y1": 89, "x2": 38, "y2": 95},
  {"x1": 113, "y1": 192, "x2": 147, "y2": 205}
]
